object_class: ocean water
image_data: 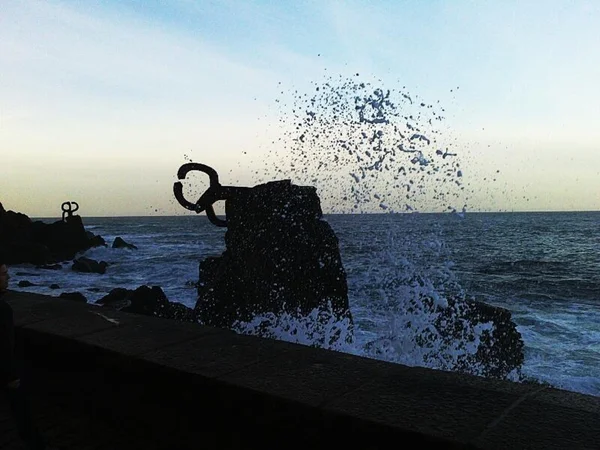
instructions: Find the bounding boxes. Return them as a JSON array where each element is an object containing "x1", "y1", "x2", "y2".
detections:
[{"x1": 10, "y1": 211, "x2": 600, "y2": 397}]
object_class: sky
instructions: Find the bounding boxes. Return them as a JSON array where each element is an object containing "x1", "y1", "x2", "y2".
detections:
[{"x1": 1, "y1": 0, "x2": 599, "y2": 217}]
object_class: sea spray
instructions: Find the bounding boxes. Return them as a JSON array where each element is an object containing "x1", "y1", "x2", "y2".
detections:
[
  {"x1": 351, "y1": 222, "x2": 496, "y2": 376},
  {"x1": 13, "y1": 214, "x2": 598, "y2": 395},
  {"x1": 233, "y1": 301, "x2": 355, "y2": 354},
  {"x1": 231, "y1": 216, "x2": 517, "y2": 379},
  {"x1": 234, "y1": 74, "x2": 526, "y2": 379},
  {"x1": 251, "y1": 74, "x2": 468, "y2": 214}
]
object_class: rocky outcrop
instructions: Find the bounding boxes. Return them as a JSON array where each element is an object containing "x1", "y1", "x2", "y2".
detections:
[
  {"x1": 72, "y1": 257, "x2": 108, "y2": 275},
  {"x1": 112, "y1": 237, "x2": 137, "y2": 250},
  {"x1": 59, "y1": 292, "x2": 88, "y2": 303},
  {"x1": 194, "y1": 180, "x2": 353, "y2": 345},
  {"x1": 364, "y1": 294, "x2": 524, "y2": 380},
  {"x1": 0, "y1": 203, "x2": 106, "y2": 265},
  {"x1": 97, "y1": 286, "x2": 196, "y2": 322},
  {"x1": 38, "y1": 264, "x2": 62, "y2": 270},
  {"x1": 458, "y1": 298, "x2": 524, "y2": 378}
]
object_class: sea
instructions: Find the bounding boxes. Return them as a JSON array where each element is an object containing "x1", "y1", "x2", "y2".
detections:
[{"x1": 9, "y1": 211, "x2": 600, "y2": 397}]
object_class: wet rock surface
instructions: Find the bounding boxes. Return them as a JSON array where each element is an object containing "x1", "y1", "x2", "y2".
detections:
[
  {"x1": 194, "y1": 179, "x2": 353, "y2": 344},
  {"x1": 364, "y1": 295, "x2": 524, "y2": 380},
  {"x1": 97, "y1": 285, "x2": 196, "y2": 322},
  {"x1": 72, "y1": 257, "x2": 108, "y2": 275},
  {"x1": 112, "y1": 236, "x2": 137, "y2": 250}
]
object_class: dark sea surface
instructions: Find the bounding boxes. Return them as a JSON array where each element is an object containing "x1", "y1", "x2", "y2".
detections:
[{"x1": 13, "y1": 211, "x2": 600, "y2": 396}]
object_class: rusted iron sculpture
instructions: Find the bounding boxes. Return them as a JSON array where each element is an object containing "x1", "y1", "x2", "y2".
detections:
[
  {"x1": 173, "y1": 163, "x2": 249, "y2": 227},
  {"x1": 61, "y1": 201, "x2": 79, "y2": 222}
]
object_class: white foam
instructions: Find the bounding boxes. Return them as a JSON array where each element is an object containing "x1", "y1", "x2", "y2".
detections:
[{"x1": 233, "y1": 223, "x2": 510, "y2": 379}]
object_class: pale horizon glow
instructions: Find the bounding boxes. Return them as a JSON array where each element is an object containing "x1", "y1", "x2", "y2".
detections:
[{"x1": 1, "y1": 0, "x2": 599, "y2": 217}]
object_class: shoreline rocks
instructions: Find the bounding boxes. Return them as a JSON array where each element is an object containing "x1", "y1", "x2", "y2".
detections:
[
  {"x1": 112, "y1": 237, "x2": 137, "y2": 250},
  {"x1": 195, "y1": 179, "x2": 353, "y2": 346},
  {"x1": 0, "y1": 203, "x2": 106, "y2": 265},
  {"x1": 97, "y1": 286, "x2": 196, "y2": 322},
  {"x1": 72, "y1": 257, "x2": 108, "y2": 275}
]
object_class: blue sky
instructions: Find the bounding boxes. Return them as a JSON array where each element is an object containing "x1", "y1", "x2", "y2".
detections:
[{"x1": 1, "y1": 0, "x2": 599, "y2": 216}]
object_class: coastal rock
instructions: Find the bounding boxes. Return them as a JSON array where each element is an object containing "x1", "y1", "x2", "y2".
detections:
[
  {"x1": 4, "y1": 242, "x2": 53, "y2": 266},
  {"x1": 96, "y1": 287, "x2": 130, "y2": 309},
  {"x1": 458, "y1": 297, "x2": 524, "y2": 378},
  {"x1": 59, "y1": 292, "x2": 88, "y2": 303},
  {"x1": 0, "y1": 204, "x2": 106, "y2": 265},
  {"x1": 112, "y1": 237, "x2": 138, "y2": 250},
  {"x1": 97, "y1": 286, "x2": 196, "y2": 322},
  {"x1": 86, "y1": 231, "x2": 107, "y2": 249},
  {"x1": 195, "y1": 179, "x2": 353, "y2": 345},
  {"x1": 364, "y1": 295, "x2": 524, "y2": 380},
  {"x1": 18, "y1": 280, "x2": 36, "y2": 287},
  {"x1": 37, "y1": 264, "x2": 62, "y2": 270},
  {"x1": 72, "y1": 257, "x2": 108, "y2": 275}
]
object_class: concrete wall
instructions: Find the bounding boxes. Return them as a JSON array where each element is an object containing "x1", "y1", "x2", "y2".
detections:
[{"x1": 5, "y1": 291, "x2": 600, "y2": 449}]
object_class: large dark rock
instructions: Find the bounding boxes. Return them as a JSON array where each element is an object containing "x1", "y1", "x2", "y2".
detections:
[
  {"x1": 72, "y1": 257, "x2": 108, "y2": 275},
  {"x1": 364, "y1": 294, "x2": 524, "y2": 380},
  {"x1": 59, "y1": 291, "x2": 88, "y2": 303},
  {"x1": 460, "y1": 298, "x2": 524, "y2": 379},
  {"x1": 427, "y1": 296, "x2": 524, "y2": 379},
  {"x1": 97, "y1": 286, "x2": 196, "y2": 322},
  {"x1": 0, "y1": 203, "x2": 106, "y2": 265},
  {"x1": 194, "y1": 180, "x2": 353, "y2": 344},
  {"x1": 112, "y1": 237, "x2": 137, "y2": 250},
  {"x1": 2, "y1": 241, "x2": 53, "y2": 266}
]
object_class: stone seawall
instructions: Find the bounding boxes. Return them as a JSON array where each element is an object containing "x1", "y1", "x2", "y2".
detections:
[{"x1": 5, "y1": 291, "x2": 600, "y2": 449}]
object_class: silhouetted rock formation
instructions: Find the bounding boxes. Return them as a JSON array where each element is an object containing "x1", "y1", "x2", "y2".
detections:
[
  {"x1": 364, "y1": 295, "x2": 524, "y2": 380},
  {"x1": 459, "y1": 298, "x2": 524, "y2": 379},
  {"x1": 72, "y1": 257, "x2": 108, "y2": 275},
  {"x1": 38, "y1": 264, "x2": 62, "y2": 270},
  {"x1": 59, "y1": 292, "x2": 88, "y2": 303},
  {"x1": 0, "y1": 203, "x2": 106, "y2": 265},
  {"x1": 194, "y1": 180, "x2": 353, "y2": 344},
  {"x1": 112, "y1": 237, "x2": 137, "y2": 250},
  {"x1": 97, "y1": 286, "x2": 195, "y2": 321}
]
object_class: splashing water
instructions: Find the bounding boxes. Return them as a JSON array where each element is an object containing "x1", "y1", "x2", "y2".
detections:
[
  {"x1": 350, "y1": 223, "x2": 514, "y2": 378},
  {"x1": 233, "y1": 302, "x2": 355, "y2": 354},
  {"x1": 233, "y1": 215, "x2": 521, "y2": 379},
  {"x1": 238, "y1": 75, "x2": 520, "y2": 380},
  {"x1": 252, "y1": 74, "x2": 468, "y2": 214}
]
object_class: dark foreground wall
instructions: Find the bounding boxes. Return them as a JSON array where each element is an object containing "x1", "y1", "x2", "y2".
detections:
[{"x1": 5, "y1": 291, "x2": 600, "y2": 450}]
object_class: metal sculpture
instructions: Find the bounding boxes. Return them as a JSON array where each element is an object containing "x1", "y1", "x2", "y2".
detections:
[
  {"x1": 61, "y1": 201, "x2": 79, "y2": 222},
  {"x1": 173, "y1": 163, "x2": 248, "y2": 227}
]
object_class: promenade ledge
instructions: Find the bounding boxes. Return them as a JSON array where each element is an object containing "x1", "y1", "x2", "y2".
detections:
[{"x1": 3, "y1": 290, "x2": 599, "y2": 449}]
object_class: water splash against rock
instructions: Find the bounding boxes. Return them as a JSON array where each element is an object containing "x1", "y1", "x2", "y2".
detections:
[
  {"x1": 348, "y1": 222, "x2": 523, "y2": 379},
  {"x1": 233, "y1": 302, "x2": 355, "y2": 354},
  {"x1": 238, "y1": 74, "x2": 524, "y2": 380},
  {"x1": 233, "y1": 221, "x2": 523, "y2": 380}
]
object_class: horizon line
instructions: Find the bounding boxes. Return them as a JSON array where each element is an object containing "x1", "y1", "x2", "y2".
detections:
[{"x1": 28, "y1": 209, "x2": 600, "y2": 220}]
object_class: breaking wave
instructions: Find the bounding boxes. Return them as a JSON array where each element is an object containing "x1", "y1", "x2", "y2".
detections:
[{"x1": 233, "y1": 220, "x2": 520, "y2": 380}]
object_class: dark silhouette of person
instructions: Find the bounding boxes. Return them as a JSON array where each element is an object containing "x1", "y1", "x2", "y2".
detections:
[{"x1": 1, "y1": 257, "x2": 47, "y2": 449}]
